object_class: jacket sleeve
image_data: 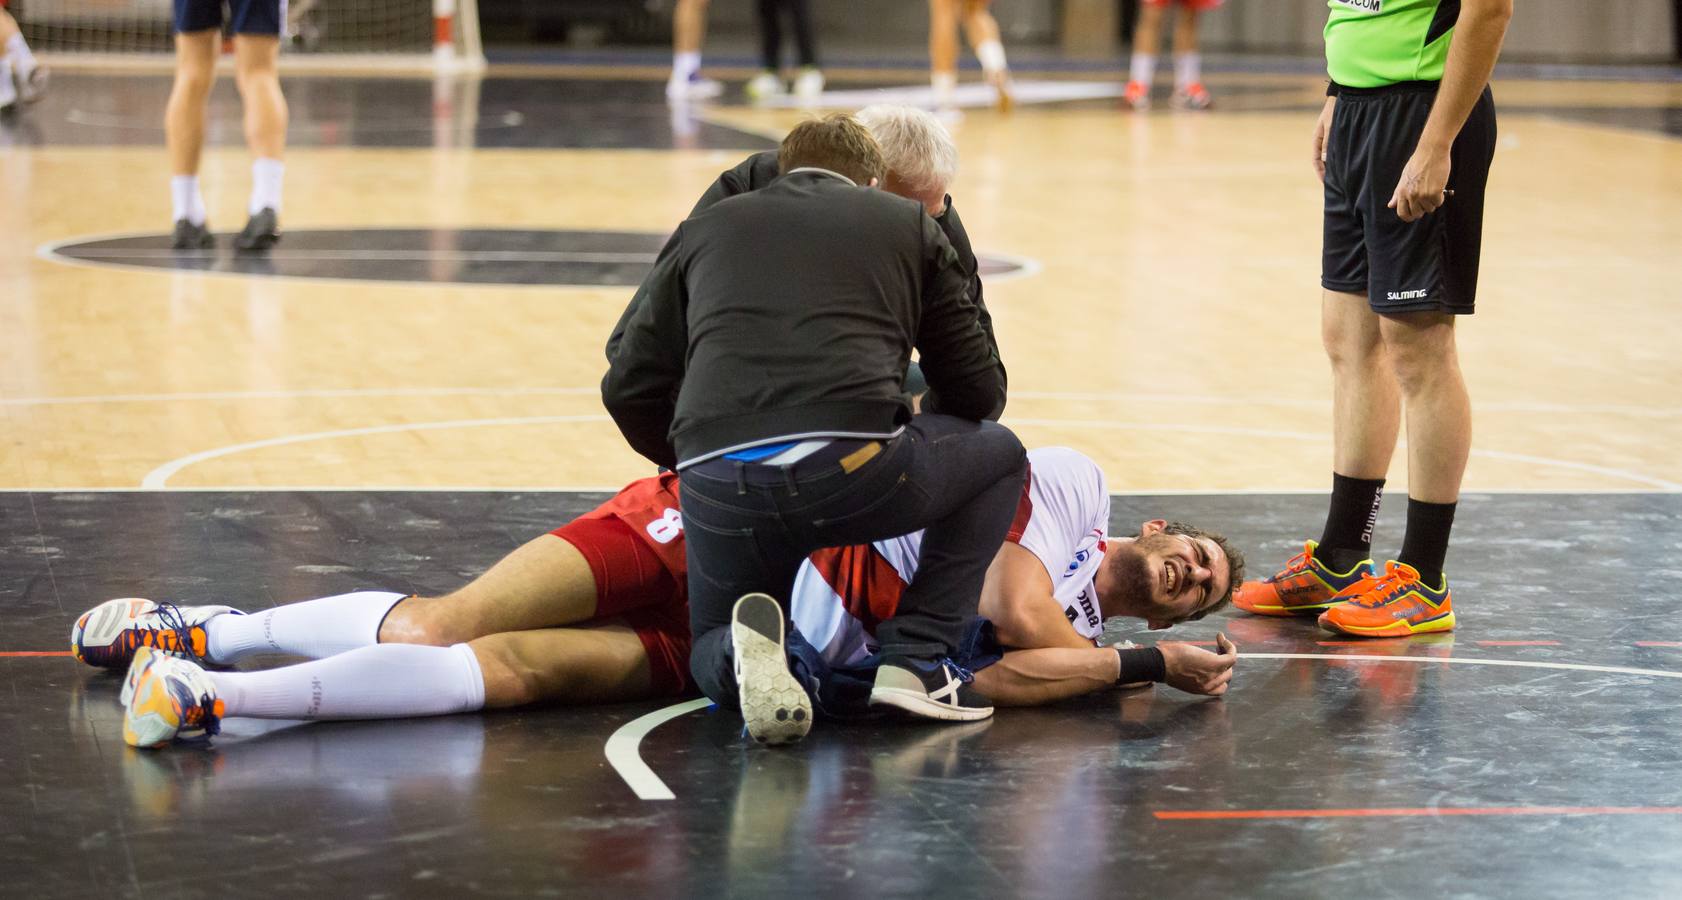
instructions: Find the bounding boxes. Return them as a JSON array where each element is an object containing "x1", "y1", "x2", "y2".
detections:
[
  {"x1": 687, "y1": 151, "x2": 775, "y2": 218},
  {"x1": 601, "y1": 227, "x2": 689, "y2": 469},
  {"x1": 914, "y1": 212, "x2": 1007, "y2": 422}
]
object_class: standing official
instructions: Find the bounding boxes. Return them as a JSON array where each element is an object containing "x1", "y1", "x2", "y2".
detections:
[
  {"x1": 603, "y1": 115, "x2": 1024, "y2": 745},
  {"x1": 1235, "y1": 0, "x2": 1511, "y2": 638}
]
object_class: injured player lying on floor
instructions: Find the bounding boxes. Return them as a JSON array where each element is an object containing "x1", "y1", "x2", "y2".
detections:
[{"x1": 72, "y1": 447, "x2": 1244, "y2": 748}]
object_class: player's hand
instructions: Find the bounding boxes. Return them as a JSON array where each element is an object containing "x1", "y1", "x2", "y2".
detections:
[
  {"x1": 1388, "y1": 146, "x2": 1452, "y2": 222},
  {"x1": 1311, "y1": 96, "x2": 1336, "y2": 182},
  {"x1": 1158, "y1": 633, "x2": 1237, "y2": 697}
]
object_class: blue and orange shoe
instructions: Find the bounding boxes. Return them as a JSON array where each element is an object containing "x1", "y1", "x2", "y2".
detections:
[
  {"x1": 1232, "y1": 541, "x2": 1374, "y2": 617},
  {"x1": 121, "y1": 646, "x2": 225, "y2": 748},
  {"x1": 70, "y1": 598, "x2": 240, "y2": 669},
  {"x1": 1317, "y1": 561, "x2": 1455, "y2": 638}
]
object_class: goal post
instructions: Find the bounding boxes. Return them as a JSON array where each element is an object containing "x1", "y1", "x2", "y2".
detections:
[{"x1": 16, "y1": 0, "x2": 484, "y2": 74}]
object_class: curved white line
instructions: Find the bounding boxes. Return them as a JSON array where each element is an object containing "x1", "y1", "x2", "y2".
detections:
[
  {"x1": 605, "y1": 698, "x2": 713, "y2": 800},
  {"x1": 140, "y1": 415, "x2": 612, "y2": 489},
  {"x1": 1001, "y1": 418, "x2": 1682, "y2": 491},
  {"x1": 2, "y1": 386, "x2": 601, "y2": 407},
  {"x1": 608, "y1": 654, "x2": 1682, "y2": 800}
]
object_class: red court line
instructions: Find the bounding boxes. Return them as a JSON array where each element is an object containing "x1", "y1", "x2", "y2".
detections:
[
  {"x1": 1475, "y1": 640, "x2": 1562, "y2": 647},
  {"x1": 0, "y1": 651, "x2": 72, "y2": 657},
  {"x1": 1635, "y1": 642, "x2": 1682, "y2": 648},
  {"x1": 1317, "y1": 640, "x2": 1409, "y2": 647},
  {"x1": 1155, "y1": 806, "x2": 1682, "y2": 821}
]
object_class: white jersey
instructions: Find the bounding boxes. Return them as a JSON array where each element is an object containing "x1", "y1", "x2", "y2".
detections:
[{"x1": 789, "y1": 446, "x2": 1112, "y2": 666}]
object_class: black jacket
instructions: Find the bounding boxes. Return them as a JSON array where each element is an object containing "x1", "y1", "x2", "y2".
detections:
[
  {"x1": 685, "y1": 151, "x2": 997, "y2": 380},
  {"x1": 601, "y1": 171, "x2": 1006, "y2": 469}
]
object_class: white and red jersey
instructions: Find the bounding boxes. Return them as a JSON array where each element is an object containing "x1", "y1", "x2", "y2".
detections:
[{"x1": 789, "y1": 446, "x2": 1112, "y2": 666}]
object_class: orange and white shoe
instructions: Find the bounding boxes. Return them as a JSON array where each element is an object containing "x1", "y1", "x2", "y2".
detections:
[
  {"x1": 1170, "y1": 82, "x2": 1213, "y2": 110},
  {"x1": 70, "y1": 598, "x2": 241, "y2": 669},
  {"x1": 1318, "y1": 561, "x2": 1456, "y2": 638},
  {"x1": 1232, "y1": 541, "x2": 1373, "y2": 617},
  {"x1": 1122, "y1": 80, "x2": 1151, "y2": 111},
  {"x1": 122, "y1": 646, "x2": 225, "y2": 749}
]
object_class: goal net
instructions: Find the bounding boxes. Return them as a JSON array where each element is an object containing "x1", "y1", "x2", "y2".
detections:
[{"x1": 14, "y1": 0, "x2": 484, "y2": 72}]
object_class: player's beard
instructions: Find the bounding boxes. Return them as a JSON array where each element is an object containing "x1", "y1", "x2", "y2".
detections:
[{"x1": 1111, "y1": 532, "x2": 1179, "y2": 616}]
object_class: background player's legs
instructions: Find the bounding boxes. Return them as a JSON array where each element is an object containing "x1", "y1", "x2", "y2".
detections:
[
  {"x1": 667, "y1": 0, "x2": 720, "y2": 100},
  {"x1": 232, "y1": 33, "x2": 285, "y2": 248},
  {"x1": 786, "y1": 0, "x2": 822, "y2": 97},
  {"x1": 959, "y1": 0, "x2": 1011, "y2": 109},
  {"x1": 1125, "y1": 3, "x2": 1166, "y2": 109},
  {"x1": 747, "y1": 0, "x2": 787, "y2": 99},
  {"x1": 1320, "y1": 290, "x2": 1399, "y2": 568},
  {"x1": 928, "y1": 0, "x2": 960, "y2": 110},
  {"x1": 381, "y1": 534, "x2": 602, "y2": 646},
  {"x1": 0, "y1": 8, "x2": 44, "y2": 108},
  {"x1": 165, "y1": 30, "x2": 219, "y2": 240},
  {"x1": 1169, "y1": 7, "x2": 1211, "y2": 108},
  {"x1": 1379, "y1": 311, "x2": 1469, "y2": 587}
]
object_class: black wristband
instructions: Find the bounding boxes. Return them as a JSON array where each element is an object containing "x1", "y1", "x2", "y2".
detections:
[
  {"x1": 1326, "y1": 81, "x2": 1339, "y2": 98},
  {"x1": 1114, "y1": 646, "x2": 1167, "y2": 685}
]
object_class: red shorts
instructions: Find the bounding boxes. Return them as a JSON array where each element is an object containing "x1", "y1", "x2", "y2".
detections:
[
  {"x1": 549, "y1": 515, "x2": 692, "y2": 697},
  {"x1": 1143, "y1": 0, "x2": 1224, "y2": 9}
]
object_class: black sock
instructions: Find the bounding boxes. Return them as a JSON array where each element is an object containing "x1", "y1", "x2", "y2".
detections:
[
  {"x1": 1398, "y1": 497, "x2": 1457, "y2": 589},
  {"x1": 1318, "y1": 473, "x2": 1385, "y2": 571}
]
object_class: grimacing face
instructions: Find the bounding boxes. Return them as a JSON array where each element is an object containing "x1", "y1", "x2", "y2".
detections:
[{"x1": 1104, "y1": 520, "x2": 1232, "y2": 630}]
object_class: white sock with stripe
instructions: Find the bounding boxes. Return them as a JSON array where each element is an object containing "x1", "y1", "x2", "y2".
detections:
[
  {"x1": 204, "y1": 590, "x2": 408, "y2": 663},
  {"x1": 208, "y1": 642, "x2": 486, "y2": 720}
]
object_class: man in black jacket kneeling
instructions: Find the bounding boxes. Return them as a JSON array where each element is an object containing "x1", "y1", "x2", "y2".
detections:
[{"x1": 602, "y1": 114, "x2": 1026, "y2": 745}]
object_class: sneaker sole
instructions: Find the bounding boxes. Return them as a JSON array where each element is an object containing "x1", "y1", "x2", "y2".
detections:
[
  {"x1": 868, "y1": 685, "x2": 995, "y2": 722},
  {"x1": 122, "y1": 649, "x2": 182, "y2": 749},
  {"x1": 732, "y1": 593, "x2": 811, "y2": 746},
  {"x1": 1318, "y1": 609, "x2": 1456, "y2": 638},
  {"x1": 1234, "y1": 597, "x2": 1336, "y2": 617},
  {"x1": 71, "y1": 597, "x2": 157, "y2": 668}
]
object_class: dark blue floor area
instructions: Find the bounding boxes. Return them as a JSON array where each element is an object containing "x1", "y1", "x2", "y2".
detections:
[{"x1": 4, "y1": 490, "x2": 1681, "y2": 898}]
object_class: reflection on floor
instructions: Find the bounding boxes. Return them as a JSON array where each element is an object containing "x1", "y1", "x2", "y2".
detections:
[{"x1": 6, "y1": 490, "x2": 1681, "y2": 897}]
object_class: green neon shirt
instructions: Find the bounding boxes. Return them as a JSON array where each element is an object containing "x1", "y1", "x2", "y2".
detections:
[{"x1": 1325, "y1": 0, "x2": 1461, "y2": 88}]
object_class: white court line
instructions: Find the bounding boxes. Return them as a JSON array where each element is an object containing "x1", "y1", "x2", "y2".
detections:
[
  {"x1": 1, "y1": 387, "x2": 602, "y2": 407},
  {"x1": 55, "y1": 249, "x2": 663, "y2": 263},
  {"x1": 605, "y1": 698, "x2": 713, "y2": 800},
  {"x1": 132, "y1": 415, "x2": 1682, "y2": 491},
  {"x1": 140, "y1": 415, "x2": 612, "y2": 489},
  {"x1": 607, "y1": 654, "x2": 1682, "y2": 801}
]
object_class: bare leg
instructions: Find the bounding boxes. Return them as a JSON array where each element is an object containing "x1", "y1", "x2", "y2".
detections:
[
  {"x1": 673, "y1": 0, "x2": 710, "y2": 54},
  {"x1": 472, "y1": 622, "x2": 657, "y2": 707},
  {"x1": 1171, "y1": 7, "x2": 1200, "y2": 57},
  {"x1": 379, "y1": 533, "x2": 601, "y2": 646},
  {"x1": 1323, "y1": 290, "x2": 1401, "y2": 480},
  {"x1": 0, "y1": 9, "x2": 20, "y2": 42},
  {"x1": 1379, "y1": 312, "x2": 1470, "y2": 503},
  {"x1": 232, "y1": 34, "x2": 286, "y2": 161},
  {"x1": 959, "y1": 0, "x2": 1011, "y2": 108},
  {"x1": 929, "y1": 0, "x2": 959, "y2": 103},
  {"x1": 166, "y1": 30, "x2": 220, "y2": 177}
]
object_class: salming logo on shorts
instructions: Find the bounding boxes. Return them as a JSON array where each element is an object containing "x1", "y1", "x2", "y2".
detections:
[
  {"x1": 1333, "y1": 0, "x2": 1382, "y2": 12},
  {"x1": 1387, "y1": 289, "x2": 1429, "y2": 301}
]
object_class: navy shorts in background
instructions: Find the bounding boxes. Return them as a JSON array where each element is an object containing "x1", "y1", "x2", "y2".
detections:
[{"x1": 174, "y1": 0, "x2": 284, "y2": 36}]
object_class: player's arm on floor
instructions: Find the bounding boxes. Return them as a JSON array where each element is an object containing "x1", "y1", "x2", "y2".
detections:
[
  {"x1": 602, "y1": 228, "x2": 689, "y2": 469},
  {"x1": 979, "y1": 542, "x2": 1094, "y2": 651},
  {"x1": 976, "y1": 635, "x2": 1239, "y2": 706}
]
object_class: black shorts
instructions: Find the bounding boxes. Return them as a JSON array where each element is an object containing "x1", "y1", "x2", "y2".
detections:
[
  {"x1": 1322, "y1": 81, "x2": 1497, "y2": 315},
  {"x1": 174, "y1": 0, "x2": 283, "y2": 36}
]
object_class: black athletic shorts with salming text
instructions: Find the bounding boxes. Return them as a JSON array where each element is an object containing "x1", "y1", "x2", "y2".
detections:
[
  {"x1": 175, "y1": 0, "x2": 283, "y2": 36},
  {"x1": 1322, "y1": 80, "x2": 1497, "y2": 315}
]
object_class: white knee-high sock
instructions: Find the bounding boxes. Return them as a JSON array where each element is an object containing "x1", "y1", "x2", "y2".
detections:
[
  {"x1": 204, "y1": 590, "x2": 408, "y2": 663},
  {"x1": 976, "y1": 40, "x2": 1007, "y2": 75},
  {"x1": 1175, "y1": 52, "x2": 1202, "y2": 89},
  {"x1": 208, "y1": 642, "x2": 486, "y2": 720},
  {"x1": 5, "y1": 34, "x2": 37, "y2": 77},
  {"x1": 0, "y1": 59, "x2": 15, "y2": 108}
]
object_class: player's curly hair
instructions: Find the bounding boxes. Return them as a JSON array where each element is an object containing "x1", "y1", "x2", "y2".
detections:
[{"x1": 1160, "y1": 522, "x2": 1245, "y2": 620}]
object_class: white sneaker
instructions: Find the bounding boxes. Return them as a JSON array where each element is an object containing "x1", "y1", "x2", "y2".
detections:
[
  {"x1": 16, "y1": 66, "x2": 47, "y2": 104},
  {"x1": 122, "y1": 647, "x2": 224, "y2": 749},
  {"x1": 731, "y1": 593, "x2": 812, "y2": 746},
  {"x1": 792, "y1": 67, "x2": 825, "y2": 100},
  {"x1": 70, "y1": 597, "x2": 242, "y2": 669},
  {"x1": 745, "y1": 70, "x2": 785, "y2": 101},
  {"x1": 667, "y1": 73, "x2": 724, "y2": 101}
]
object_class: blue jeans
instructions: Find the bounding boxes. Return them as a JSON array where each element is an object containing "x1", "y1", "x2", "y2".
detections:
[{"x1": 680, "y1": 414, "x2": 1026, "y2": 708}]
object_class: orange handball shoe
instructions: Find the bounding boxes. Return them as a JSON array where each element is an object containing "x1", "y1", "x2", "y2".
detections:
[
  {"x1": 1232, "y1": 540, "x2": 1373, "y2": 617},
  {"x1": 1318, "y1": 561, "x2": 1455, "y2": 638},
  {"x1": 1122, "y1": 80, "x2": 1151, "y2": 111}
]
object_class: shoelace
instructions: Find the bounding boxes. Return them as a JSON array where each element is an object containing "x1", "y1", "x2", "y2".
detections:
[
  {"x1": 1347, "y1": 563, "x2": 1418, "y2": 608},
  {"x1": 942, "y1": 658, "x2": 975, "y2": 685},
  {"x1": 122, "y1": 603, "x2": 197, "y2": 657},
  {"x1": 1270, "y1": 543, "x2": 1317, "y2": 581}
]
